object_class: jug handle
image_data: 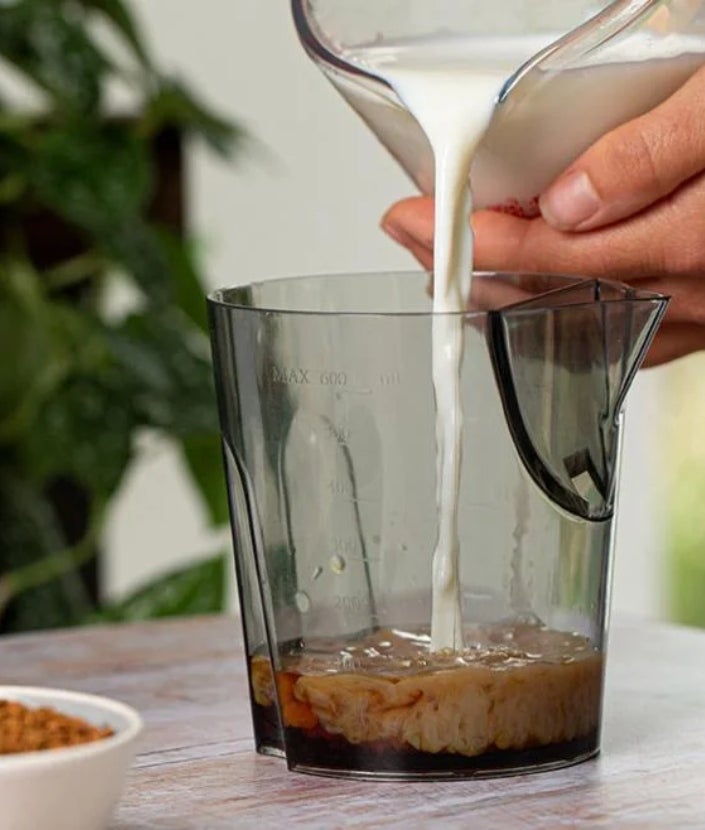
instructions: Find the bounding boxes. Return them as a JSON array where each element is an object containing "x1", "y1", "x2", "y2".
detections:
[{"x1": 486, "y1": 312, "x2": 601, "y2": 520}]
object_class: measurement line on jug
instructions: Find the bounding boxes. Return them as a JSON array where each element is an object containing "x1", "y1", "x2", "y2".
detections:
[
  {"x1": 328, "y1": 532, "x2": 408, "y2": 559},
  {"x1": 326, "y1": 477, "x2": 377, "y2": 504},
  {"x1": 268, "y1": 363, "x2": 403, "y2": 392}
]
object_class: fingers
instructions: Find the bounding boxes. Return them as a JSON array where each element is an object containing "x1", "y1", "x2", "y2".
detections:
[
  {"x1": 381, "y1": 178, "x2": 705, "y2": 330},
  {"x1": 382, "y1": 176, "x2": 705, "y2": 298},
  {"x1": 540, "y1": 65, "x2": 705, "y2": 232},
  {"x1": 475, "y1": 168, "x2": 705, "y2": 286},
  {"x1": 381, "y1": 196, "x2": 434, "y2": 269},
  {"x1": 626, "y1": 276, "x2": 705, "y2": 326},
  {"x1": 471, "y1": 208, "x2": 670, "y2": 280},
  {"x1": 471, "y1": 209, "x2": 668, "y2": 280},
  {"x1": 643, "y1": 323, "x2": 705, "y2": 367},
  {"x1": 381, "y1": 196, "x2": 434, "y2": 248},
  {"x1": 380, "y1": 196, "x2": 705, "y2": 364},
  {"x1": 403, "y1": 238, "x2": 433, "y2": 271}
]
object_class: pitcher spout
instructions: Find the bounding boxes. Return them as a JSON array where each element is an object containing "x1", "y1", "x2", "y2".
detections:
[{"x1": 487, "y1": 277, "x2": 669, "y2": 520}]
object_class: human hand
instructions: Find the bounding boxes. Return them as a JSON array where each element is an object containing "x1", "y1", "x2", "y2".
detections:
[{"x1": 381, "y1": 64, "x2": 705, "y2": 366}]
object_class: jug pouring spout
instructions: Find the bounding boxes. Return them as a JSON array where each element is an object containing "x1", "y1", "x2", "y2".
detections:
[{"x1": 486, "y1": 278, "x2": 669, "y2": 520}]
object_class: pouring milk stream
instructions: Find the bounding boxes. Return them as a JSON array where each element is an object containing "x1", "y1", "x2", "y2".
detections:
[
  {"x1": 345, "y1": 37, "x2": 540, "y2": 651},
  {"x1": 344, "y1": 30, "x2": 705, "y2": 652}
]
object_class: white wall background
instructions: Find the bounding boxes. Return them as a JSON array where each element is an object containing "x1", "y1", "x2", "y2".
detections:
[{"x1": 103, "y1": 0, "x2": 670, "y2": 621}]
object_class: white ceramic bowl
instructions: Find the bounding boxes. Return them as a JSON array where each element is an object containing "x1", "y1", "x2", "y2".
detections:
[{"x1": 0, "y1": 686, "x2": 143, "y2": 830}]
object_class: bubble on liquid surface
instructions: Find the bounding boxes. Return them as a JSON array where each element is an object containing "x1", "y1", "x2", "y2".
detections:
[
  {"x1": 311, "y1": 566, "x2": 323, "y2": 581},
  {"x1": 295, "y1": 591, "x2": 312, "y2": 613},
  {"x1": 330, "y1": 555, "x2": 347, "y2": 574}
]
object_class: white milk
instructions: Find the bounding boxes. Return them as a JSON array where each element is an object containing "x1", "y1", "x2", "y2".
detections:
[
  {"x1": 339, "y1": 34, "x2": 705, "y2": 215},
  {"x1": 476, "y1": 34, "x2": 705, "y2": 214},
  {"x1": 345, "y1": 33, "x2": 705, "y2": 652}
]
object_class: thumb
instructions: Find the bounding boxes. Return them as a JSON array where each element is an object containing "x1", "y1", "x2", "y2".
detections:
[{"x1": 539, "y1": 63, "x2": 705, "y2": 232}]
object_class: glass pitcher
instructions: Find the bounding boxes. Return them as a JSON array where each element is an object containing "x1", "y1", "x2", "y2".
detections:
[
  {"x1": 209, "y1": 271, "x2": 668, "y2": 779},
  {"x1": 292, "y1": 0, "x2": 705, "y2": 215}
]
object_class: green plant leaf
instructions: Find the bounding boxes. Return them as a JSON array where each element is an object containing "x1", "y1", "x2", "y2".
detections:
[
  {"x1": 158, "y1": 229, "x2": 209, "y2": 333},
  {"x1": 0, "y1": 294, "x2": 50, "y2": 432},
  {"x1": 90, "y1": 554, "x2": 226, "y2": 622},
  {"x1": 9, "y1": 299, "x2": 135, "y2": 497},
  {"x1": 0, "y1": 2, "x2": 109, "y2": 114},
  {"x1": 104, "y1": 220, "x2": 174, "y2": 306},
  {"x1": 102, "y1": 222, "x2": 207, "y2": 316},
  {"x1": 180, "y1": 432, "x2": 229, "y2": 526},
  {"x1": 0, "y1": 271, "x2": 67, "y2": 444},
  {"x1": 30, "y1": 122, "x2": 151, "y2": 235},
  {"x1": 0, "y1": 472, "x2": 94, "y2": 632},
  {"x1": 0, "y1": 132, "x2": 29, "y2": 202},
  {"x1": 668, "y1": 458, "x2": 705, "y2": 628},
  {"x1": 76, "y1": 0, "x2": 153, "y2": 70},
  {"x1": 106, "y1": 310, "x2": 217, "y2": 436},
  {"x1": 142, "y1": 79, "x2": 239, "y2": 157},
  {"x1": 0, "y1": 0, "x2": 241, "y2": 635},
  {"x1": 22, "y1": 371, "x2": 137, "y2": 498}
]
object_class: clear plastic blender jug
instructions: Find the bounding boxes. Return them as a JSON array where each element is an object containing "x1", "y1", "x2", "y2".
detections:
[
  {"x1": 292, "y1": 0, "x2": 705, "y2": 215},
  {"x1": 209, "y1": 272, "x2": 667, "y2": 779}
]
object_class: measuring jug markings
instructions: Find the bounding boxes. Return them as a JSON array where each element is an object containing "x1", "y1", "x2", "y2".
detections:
[
  {"x1": 331, "y1": 535, "x2": 360, "y2": 556},
  {"x1": 330, "y1": 539, "x2": 381, "y2": 564},
  {"x1": 326, "y1": 478, "x2": 379, "y2": 505},
  {"x1": 332, "y1": 555, "x2": 383, "y2": 567},
  {"x1": 268, "y1": 362, "x2": 405, "y2": 393},
  {"x1": 338, "y1": 386, "x2": 374, "y2": 397},
  {"x1": 268, "y1": 363, "x2": 366, "y2": 391},
  {"x1": 281, "y1": 404, "x2": 382, "y2": 620},
  {"x1": 334, "y1": 594, "x2": 375, "y2": 613},
  {"x1": 379, "y1": 371, "x2": 402, "y2": 387},
  {"x1": 329, "y1": 535, "x2": 384, "y2": 561},
  {"x1": 269, "y1": 366, "x2": 314, "y2": 386},
  {"x1": 328, "y1": 421, "x2": 380, "y2": 626},
  {"x1": 268, "y1": 365, "x2": 350, "y2": 387}
]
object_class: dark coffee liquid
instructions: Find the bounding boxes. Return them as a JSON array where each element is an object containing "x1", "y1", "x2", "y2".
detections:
[
  {"x1": 284, "y1": 724, "x2": 600, "y2": 779},
  {"x1": 247, "y1": 622, "x2": 603, "y2": 778},
  {"x1": 251, "y1": 701, "x2": 284, "y2": 756},
  {"x1": 251, "y1": 697, "x2": 599, "y2": 778}
]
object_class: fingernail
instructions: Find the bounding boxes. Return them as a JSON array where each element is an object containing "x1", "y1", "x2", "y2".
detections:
[{"x1": 540, "y1": 170, "x2": 602, "y2": 230}]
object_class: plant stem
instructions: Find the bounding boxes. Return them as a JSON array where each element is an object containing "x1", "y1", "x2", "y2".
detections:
[
  {"x1": 44, "y1": 252, "x2": 106, "y2": 292},
  {"x1": 0, "y1": 502, "x2": 105, "y2": 620}
]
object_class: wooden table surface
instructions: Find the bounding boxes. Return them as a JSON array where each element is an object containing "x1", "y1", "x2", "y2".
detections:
[{"x1": 2, "y1": 614, "x2": 704, "y2": 829}]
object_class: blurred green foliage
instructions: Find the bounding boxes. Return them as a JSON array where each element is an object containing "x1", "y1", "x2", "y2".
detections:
[
  {"x1": 668, "y1": 457, "x2": 705, "y2": 628},
  {"x1": 0, "y1": 0, "x2": 238, "y2": 632},
  {"x1": 662, "y1": 354, "x2": 705, "y2": 629}
]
